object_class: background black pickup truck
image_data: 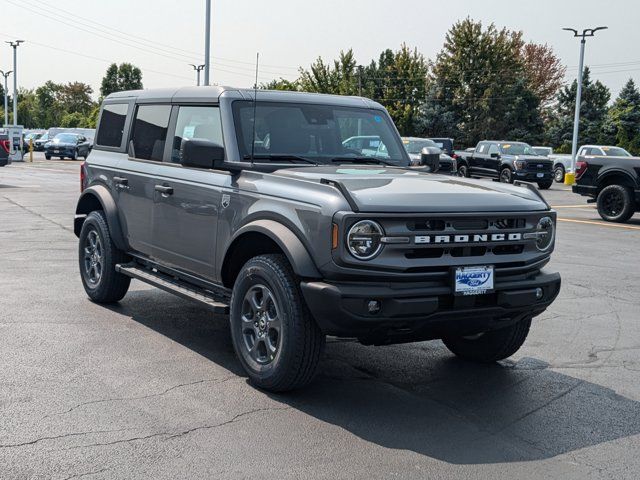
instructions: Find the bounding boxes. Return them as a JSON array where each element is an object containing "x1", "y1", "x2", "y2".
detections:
[
  {"x1": 572, "y1": 153, "x2": 640, "y2": 223},
  {"x1": 456, "y1": 141, "x2": 554, "y2": 189}
]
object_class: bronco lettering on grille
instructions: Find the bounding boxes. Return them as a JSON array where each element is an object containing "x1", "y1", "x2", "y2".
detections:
[{"x1": 414, "y1": 233, "x2": 523, "y2": 244}]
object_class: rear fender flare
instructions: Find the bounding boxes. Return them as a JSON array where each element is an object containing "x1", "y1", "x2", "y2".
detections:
[{"x1": 74, "y1": 185, "x2": 126, "y2": 251}]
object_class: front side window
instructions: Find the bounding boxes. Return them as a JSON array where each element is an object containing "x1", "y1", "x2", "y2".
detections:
[
  {"x1": 130, "y1": 105, "x2": 171, "y2": 161},
  {"x1": 96, "y1": 103, "x2": 129, "y2": 148},
  {"x1": 171, "y1": 106, "x2": 223, "y2": 163},
  {"x1": 488, "y1": 144, "x2": 500, "y2": 155},
  {"x1": 232, "y1": 101, "x2": 408, "y2": 166}
]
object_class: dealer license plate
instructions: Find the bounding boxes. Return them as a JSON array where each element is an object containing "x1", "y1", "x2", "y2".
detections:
[
  {"x1": 536, "y1": 173, "x2": 544, "y2": 178},
  {"x1": 54, "y1": 149, "x2": 60, "y2": 153},
  {"x1": 454, "y1": 266, "x2": 494, "y2": 296}
]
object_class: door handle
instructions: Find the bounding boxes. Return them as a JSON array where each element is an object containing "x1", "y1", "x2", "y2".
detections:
[
  {"x1": 155, "y1": 185, "x2": 174, "y2": 195},
  {"x1": 113, "y1": 176, "x2": 128, "y2": 186}
]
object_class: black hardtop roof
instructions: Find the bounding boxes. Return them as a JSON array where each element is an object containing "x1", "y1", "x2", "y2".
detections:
[{"x1": 104, "y1": 86, "x2": 385, "y2": 109}]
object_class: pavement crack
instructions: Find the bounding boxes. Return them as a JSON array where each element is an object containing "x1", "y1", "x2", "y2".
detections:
[
  {"x1": 65, "y1": 406, "x2": 291, "y2": 450},
  {"x1": 0, "y1": 428, "x2": 128, "y2": 449},
  {"x1": 2, "y1": 195, "x2": 73, "y2": 233},
  {"x1": 62, "y1": 467, "x2": 112, "y2": 480},
  {"x1": 43, "y1": 375, "x2": 237, "y2": 419}
]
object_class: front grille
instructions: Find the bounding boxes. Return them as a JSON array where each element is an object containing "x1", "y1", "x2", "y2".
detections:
[{"x1": 526, "y1": 162, "x2": 552, "y2": 172}]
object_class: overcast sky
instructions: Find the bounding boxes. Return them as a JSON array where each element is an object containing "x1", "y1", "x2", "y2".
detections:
[{"x1": 2, "y1": 0, "x2": 639, "y2": 100}]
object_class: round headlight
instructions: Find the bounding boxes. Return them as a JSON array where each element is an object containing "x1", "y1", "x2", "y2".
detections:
[
  {"x1": 347, "y1": 220, "x2": 384, "y2": 260},
  {"x1": 534, "y1": 216, "x2": 555, "y2": 251}
]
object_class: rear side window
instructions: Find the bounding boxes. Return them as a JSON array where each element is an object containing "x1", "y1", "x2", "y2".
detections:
[
  {"x1": 171, "y1": 106, "x2": 223, "y2": 163},
  {"x1": 130, "y1": 105, "x2": 172, "y2": 161},
  {"x1": 96, "y1": 103, "x2": 129, "y2": 147}
]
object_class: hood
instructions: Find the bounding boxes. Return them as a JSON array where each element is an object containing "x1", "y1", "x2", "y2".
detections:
[
  {"x1": 502, "y1": 154, "x2": 552, "y2": 164},
  {"x1": 273, "y1": 165, "x2": 548, "y2": 213}
]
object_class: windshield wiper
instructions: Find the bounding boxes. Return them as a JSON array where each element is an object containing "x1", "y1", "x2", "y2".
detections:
[
  {"x1": 330, "y1": 156, "x2": 395, "y2": 166},
  {"x1": 244, "y1": 154, "x2": 318, "y2": 165}
]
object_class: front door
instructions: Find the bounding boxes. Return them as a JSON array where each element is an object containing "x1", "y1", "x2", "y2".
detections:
[{"x1": 151, "y1": 105, "x2": 226, "y2": 279}]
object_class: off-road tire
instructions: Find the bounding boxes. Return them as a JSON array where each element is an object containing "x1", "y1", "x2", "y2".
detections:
[
  {"x1": 537, "y1": 180, "x2": 553, "y2": 190},
  {"x1": 229, "y1": 254, "x2": 325, "y2": 392},
  {"x1": 443, "y1": 317, "x2": 532, "y2": 363},
  {"x1": 597, "y1": 184, "x2": 635, "y2": 223},
  {"x1": 78, "y1": 210, "x2": 131, "y2": 303}
]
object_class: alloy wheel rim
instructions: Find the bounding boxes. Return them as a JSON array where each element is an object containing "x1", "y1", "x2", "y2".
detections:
[
  {"x1": 603, "y1": 191, "x2": 624, "y2": 216},
  {"x1": 555, "y1": 168, "x2": 564, "y2": 182},
  {"x1": 240, "y1": 284, "x2": 281, "y2": 365},
  {"x1": 501, "y1": 170, "x2": 511, "y2": 183},
  {"x1": 83, "y1": 230, "x2": 103, "y2": 286},
  {"x1": 458, "y1": 166, "x2": 467, "y2": 177}
]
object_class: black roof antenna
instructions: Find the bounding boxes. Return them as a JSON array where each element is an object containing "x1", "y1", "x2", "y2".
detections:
[{"x1": 250, "y1": 52, "x2": 259, "y2": 166}]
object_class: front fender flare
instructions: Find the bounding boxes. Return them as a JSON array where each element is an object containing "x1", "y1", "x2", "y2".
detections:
[
  {"x1": 74, "y1": 185, "x2": 127, "y2": 251},
  {"x1": 225, "y1": 219, "x2": 321, "y2": 279}
]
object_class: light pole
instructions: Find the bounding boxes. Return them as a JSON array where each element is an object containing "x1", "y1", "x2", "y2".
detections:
[
  {"x1": 204, "y1": 0, "x2": 211, "y2": 86},
  {"x1": 6, "y1": 40, "x2": 24, "y2": 126},
  {"x1": 190, "y1": 64, "x2": 205, "y2": 86},
  {"x1": 0, "y1": 70, "x2": 11, "y2": 126},
  {"x1": 562, "y1": 27, "x2": 607, "y2": 185}
]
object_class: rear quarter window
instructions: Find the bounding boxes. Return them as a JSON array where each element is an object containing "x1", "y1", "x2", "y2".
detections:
[{"x1": 96, "y1": 103, "x2": 129, "y2": 148}]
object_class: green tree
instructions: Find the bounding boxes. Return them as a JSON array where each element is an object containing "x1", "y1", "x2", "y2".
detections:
[
  {"x1": 60, "y1": 111, "x2": 89, "y2": 128},
  {"x1": 35, "y1": 81, "x2": 64, "y2": 128},
  {"x1": 60, "y1": 82, "x2": 95, "y2": 116},
  {"x1": 545, "y1": 67, "x2": 610, "y2": 152},
  {"x1": 601, "y1": 79, "x2": 640, "y2": 154},
  {"x1": 100, "y1": 63, "x2": 143, "y2": 97}
]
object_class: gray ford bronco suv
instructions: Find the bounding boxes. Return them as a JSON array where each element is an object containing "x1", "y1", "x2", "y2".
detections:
[{"x1": 75, "y1": 86, "x2": 561, "y2": 392}]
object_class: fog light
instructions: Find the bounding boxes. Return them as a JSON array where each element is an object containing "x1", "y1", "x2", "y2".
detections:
[
  {"x1": 535, "y1": 288, "x2": 544, "y2": 300},
  {"x1": 367, "y1": 300, "x2": 381, "y2": 314}
]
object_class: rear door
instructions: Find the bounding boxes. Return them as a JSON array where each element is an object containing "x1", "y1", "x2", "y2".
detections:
[
  {"x1": 150, "y1": 104, "x2": 227, "y2": 279},
  {"x1": 115, "y1": 103, "x2": 172, "y2": 256}
]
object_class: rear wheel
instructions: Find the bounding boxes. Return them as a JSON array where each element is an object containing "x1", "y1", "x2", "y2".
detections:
[
  {"x1": 229, "y1": 254, "x2": 325, "y2": 392},
  {"x1": 78, "y1": 210, "x2": 131, "y2": 303},
  {"x1": 537, "y1": 180, "x2": 553, "y2": 190},
  {"x1": 443, "y1": 317, "x2": 532, "y2": 363},
  {"x1": 499, "y1": 167, "x2": 513, "y2": 184},
  {"x1": 554, "y1": 165, "x2": 565, "y2": 183},
  {"x1": 597, "y1": 184, "x2": 635, "y2": 223}
]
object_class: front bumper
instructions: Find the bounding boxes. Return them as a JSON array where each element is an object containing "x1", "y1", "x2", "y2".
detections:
[
  {"x1": 301, "y1": 270, "x2": 561, "y2": 344},
  {"x1": 45, "y1": 146, "x2": 75, "y2": 156},
  {"x1": 514, "y1": 170, "x2": 553, "y2": 182}
]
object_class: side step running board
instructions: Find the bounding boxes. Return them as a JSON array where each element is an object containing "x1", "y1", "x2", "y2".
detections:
[{"x1": 116, "y1": 263, "x2": 229, "y2": 314}]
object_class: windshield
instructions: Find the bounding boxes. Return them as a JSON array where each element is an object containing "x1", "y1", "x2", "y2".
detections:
[
  {"x1": 232, "y1": 101, "x2": 409, "y2": 166},
  {"x1": 601, "y1": 146, "x2": 631, "y2": 157},
  {"x1": 402, "y1": 138, "x2": 438, "y2": 154},
  {"x1": 500, "y1": 143, "x2": 536, "y2": 155},
  {"x1": 54, "y1": 133, "x2": 78, "y2": 143}
]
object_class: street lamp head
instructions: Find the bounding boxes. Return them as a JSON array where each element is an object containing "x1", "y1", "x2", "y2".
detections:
[
  {"x1": 562, "y1": 28, "x2": 579, "y2": 36},
  {"x1": 5, "y1": 40, "x2": 25, "y2": 47}
]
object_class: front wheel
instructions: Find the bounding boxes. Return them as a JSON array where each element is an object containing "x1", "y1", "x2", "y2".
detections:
[
  {"x1": 78, "y1": 210, "x2": 131, "y2": 303},
  {"x1": 45, "y1": 154, "x2": 51, "y2": 160},
  {"x1": 457, "y1": 164, "x2": 470, "y2": 178},
  {"x1": 443, "y1": 317, "x2": 532, "y2": 363},
  {"x1": 229, "y1": 254, "x2": 325, "y2": 392},
  {"x1": 70, "y1": 149, "x2": 77, "y2": 161},
  {"x1": 537, "y1": 180, "x2": 553, "y2": 190},
  {"x1": 499, "y1": 167, "x2": 513, "y2": 184},
  {"x1": 597, "y1": 184, "x2": 635, "y2": 223},
  {"x1": 554, "y1": 165, "x2": 565, "y2": 183}
]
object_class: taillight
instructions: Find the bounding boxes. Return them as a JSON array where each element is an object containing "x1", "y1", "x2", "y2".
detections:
[
  {"x1": 452, "y1": 153, "x2": 458, "y2": 159},
  {"x1": 575, "y1": 161, "x2": 588, "y2": 180},
  {"x1": 0, "y1": 139, "x2": 10, "y2": 153},
  {"x1": 80, "y1": 162, "x2": 87, "y2": 192}
]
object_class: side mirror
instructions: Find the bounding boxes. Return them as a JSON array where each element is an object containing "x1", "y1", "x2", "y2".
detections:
[
  {"x1": 420, "y1": 147, "x2": 440, "y2": 172},
  {"x1": 180, "y1": 138, "x2": 224, "y2": 169},
  {"x1": 490, "y1": 152, "x2": 500, "y2": 158}
]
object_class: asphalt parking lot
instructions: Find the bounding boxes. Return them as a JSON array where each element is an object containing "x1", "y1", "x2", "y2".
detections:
[{"x1": 1, "y1": 155, "x2": 639, "y2": 480}]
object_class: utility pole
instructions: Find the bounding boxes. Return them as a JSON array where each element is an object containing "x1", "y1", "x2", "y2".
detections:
[
  {"x1": 6, "y1": 40, "x2": 24, "y2": 126},
  {"x1": 189, "y1": 64, "x2": 205, "y2": 86},
  {"x1": 562, "y1": 27, "x2": 607, "y2": 185},
  {"x1": 0, "y1": 70, "x2": 11, "y2": 126},
  {"x1": 204, "y1": 0, "x2": 211, "y2": 86}
]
